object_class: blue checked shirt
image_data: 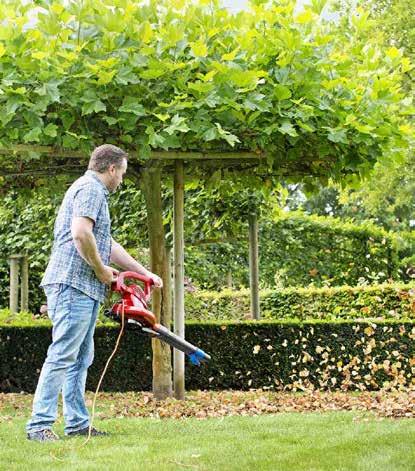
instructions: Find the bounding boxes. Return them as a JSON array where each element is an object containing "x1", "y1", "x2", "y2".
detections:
[{"x1": 41, "y1": 170, "x2": 112, "y2": 302}]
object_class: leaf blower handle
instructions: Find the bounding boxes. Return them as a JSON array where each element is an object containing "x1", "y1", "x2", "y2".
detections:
[{"x1": 112, "y1": 271, "x2": 154, "y2": 302}]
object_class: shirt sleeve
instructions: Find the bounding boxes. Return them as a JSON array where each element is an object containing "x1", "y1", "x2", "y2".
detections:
[{"x1": 72, "y1": 185, "x2": 104, "y2": 223}]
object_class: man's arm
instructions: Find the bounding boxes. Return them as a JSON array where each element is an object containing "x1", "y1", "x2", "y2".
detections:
[
  {"x1": 110, "y1": 238, "x2": 163, "y2": 287},
  {"x1": 71, "y1": 217, "x2": 117, "y2": 285}
]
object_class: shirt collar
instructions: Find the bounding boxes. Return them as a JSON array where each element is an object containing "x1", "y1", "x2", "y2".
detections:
[{"x1": 85, "y1": 170, "x2": 110, "y2": 197}]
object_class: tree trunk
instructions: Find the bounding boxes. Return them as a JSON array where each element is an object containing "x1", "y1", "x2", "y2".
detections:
[{"x1": 141, "y1": 165, "x2": 172, "y2": 399}]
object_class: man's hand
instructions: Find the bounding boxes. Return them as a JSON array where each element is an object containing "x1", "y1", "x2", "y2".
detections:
[
  {"x1": 95, "y1": 265, "x2": 119, "y2": 285},
  {"x1": 147, "y1": 272, "x2": 163, "y2": 288}
]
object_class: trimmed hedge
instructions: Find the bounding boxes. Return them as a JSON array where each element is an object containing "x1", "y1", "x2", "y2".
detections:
[
  {"x1": 184, "y1": 283, "x2": 415, "y2": 321},
  {"x1": 185, "y1": 213, "x2": 415, "y2": 289},
  {"x1": 1, "y1": 320, "x2": 414, "y2": 393}
]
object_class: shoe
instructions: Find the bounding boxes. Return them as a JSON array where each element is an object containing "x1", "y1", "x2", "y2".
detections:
[
  {"x1": 67, "y1": 426, "x2": 109, "y2": 437},
  {"x1": 27, "y1": 429, "x2": 60, "y2": 442}
]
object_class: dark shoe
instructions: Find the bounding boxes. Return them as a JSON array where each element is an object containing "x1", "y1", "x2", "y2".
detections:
[
  {"x1": 27, "y1": 429, "x2": 60, "y2": 442},
  {"x1": 67, "y1": 426, "x2": 109, "y2": 437}
]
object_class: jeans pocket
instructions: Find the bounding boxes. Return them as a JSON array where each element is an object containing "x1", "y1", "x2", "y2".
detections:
[
  {"x1": 67, "y1": 287, "x2": 96, "y2": 323},
  {"x1": 44, "y1": 284, "x2": 68, "y2": 321}
]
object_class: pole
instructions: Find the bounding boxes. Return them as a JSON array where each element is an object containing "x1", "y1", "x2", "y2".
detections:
[
  {"x1": 20, "y1": 254, "x2": 29, "y2": 312},
  {"x1": 248, "y1": 213, "x2": 260, "y2": 320},
  {"x1": 173, "y1": 160, "x2": 185, "y2": 400},
  {"x1": 9, "y1": 255, "x2": 21, "y2": 314}
]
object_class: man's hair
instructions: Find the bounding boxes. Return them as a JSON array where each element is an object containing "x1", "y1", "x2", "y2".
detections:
[{"x1": 88, "y1": 144, "x2": 128, "y2": 173}]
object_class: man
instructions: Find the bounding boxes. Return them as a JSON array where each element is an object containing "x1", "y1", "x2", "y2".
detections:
[{"x1": 26, "y1": 144, "x2": 162, "y2": 442}]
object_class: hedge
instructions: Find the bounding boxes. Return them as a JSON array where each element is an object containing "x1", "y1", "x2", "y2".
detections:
[
  {"x1": 1, "y1": 320, "x2": 414, "y2": 393},
  {"x1": 184, "y1": 283, "x2": 415, "y2": 321},
  {"x1": 185, "y1": 213, "x2": 415, "y2": 289},
  {"x1": 1, "y1": 188, "x2": 415, "y2": 312}
]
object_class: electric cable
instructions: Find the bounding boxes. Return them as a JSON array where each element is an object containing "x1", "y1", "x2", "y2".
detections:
[{"x1": 81, "y1": 299, "x2": 125, "y2": 446}]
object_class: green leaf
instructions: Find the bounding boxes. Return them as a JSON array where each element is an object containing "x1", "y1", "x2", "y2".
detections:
[
  {"x1": 103, "y1": 116, "x2": 119, "y2": 126},
  {"x1": 35, "y1": 81, "x2": 61, "y2": 103},
  {"x1": 188, "y1": 81, "x2": 213, "y2": 94},
  {"x1": 221, "y1": 48, "x2": 239, "y2": 61},
  {"x1": 119, "y1": 97, "x2": 146, "y2": 116},
  {"x1": 81, "y1": 100, "x2": 106, "y2": 116},
  {"x1": 147, "y1": 130, "x2": 165, "y2": 147},
  {"x1": 165, "y1": 114, "x2": 190, "y2": 135},
  {"x1": 215, "y1": 123, "x2": 240, "y2": 147},
  {"x1": 97, "y1": 69, "x2": 116, "y2": 85},
  {"x1": 23, "y1": 127, "x2": 42, "y2": 143},
  {"x1": 61, "y1": 112, "x2": 75, "y2": 130},
  {"x1": 295, "y1": 10, "x2": 315, "y2": 24},
  {"x1": 190, "y1": 40, "x2": 208, "y2": 57},
  {"x1": 279, "y1": 121, "x2": 298, "y2": 137},
  {"x1": 140, "y1": 68, "x2": 165, "y2": 79},
  {"x1": 386, "y1": 47, "x2": 401, "y2": 60},
  {"x1": 153, "y1": 113, "x2": 170, "y2": 122},
  {"x1": 44, "y1": 123, "x2": 58, "y2": 137},
  {"x1": 203, "y1": 127, "x2": 217, "y2": 141},
  {"x1": 273, "y1": 85, "x2": 292, "y2": 101},
  {"x1": 327, "y1": 128, "x2": 348, "y2": 144}
]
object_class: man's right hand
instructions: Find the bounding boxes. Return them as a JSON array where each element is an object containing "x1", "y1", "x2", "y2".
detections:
[{"x1": 95, "y1": 265, "x2": 119, "y2": 285}]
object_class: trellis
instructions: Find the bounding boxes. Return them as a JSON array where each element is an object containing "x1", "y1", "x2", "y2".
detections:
[{"x1": 1, "y1": 145, "x2": 267, "y2": 400}]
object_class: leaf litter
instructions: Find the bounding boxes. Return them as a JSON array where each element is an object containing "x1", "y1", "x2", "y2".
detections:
[{"x1": 1, "y1": 389, "x2": 413, "y2": 422}]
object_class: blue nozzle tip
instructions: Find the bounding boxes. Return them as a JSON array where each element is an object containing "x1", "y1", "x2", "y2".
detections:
[{"x1": 188, "y1": 349, "x2": 210, "y2": 366}]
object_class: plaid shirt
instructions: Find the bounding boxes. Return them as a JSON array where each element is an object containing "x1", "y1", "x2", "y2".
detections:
[{"x1": 41, "y1": 170, "x2": 112, "y2": 302}]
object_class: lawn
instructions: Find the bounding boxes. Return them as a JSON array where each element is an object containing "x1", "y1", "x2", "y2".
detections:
[{"x1": 0, "y1": 392, "x2": 414, "y2": 471}]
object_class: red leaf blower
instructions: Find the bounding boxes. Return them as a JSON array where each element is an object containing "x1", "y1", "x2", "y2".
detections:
[{"x1": 104, "y1": 271, "x2": 211, "y2": 366}]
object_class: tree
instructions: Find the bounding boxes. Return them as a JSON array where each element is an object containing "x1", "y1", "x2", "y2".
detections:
[
  {"x1": 366, "y1": 0, "x2": 415, "y2": 58},
  {"x1": 0, "y1": 0, "x2": 411, "y2": 181},
  {"x1": 298, "y1": 0, "x2": 415, "y2": 231}
]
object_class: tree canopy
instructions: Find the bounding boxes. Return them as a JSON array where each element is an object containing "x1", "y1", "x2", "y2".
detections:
[{"x1": 0, "y1": 0, "x2": 412, "y2": 186}]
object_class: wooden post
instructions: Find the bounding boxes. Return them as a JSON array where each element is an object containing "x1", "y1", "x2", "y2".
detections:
[
  {"x1": 141, "y1": 165, "x2": 173, "y2": 399},
  {"x1": 248, "y1": 213, "x2": 260, "y2": 320},
  {"x1": 20, "y1": 254, "x2": 29, "y2": 312},
  {"x1": 165, "y1": 245, "x2": 173, "y2": 327},
  {"x1": 226, "y1": 271, "x2": 233, "y2": 289},
  {"x1": 173, "y1": 160, "x2": 185, "y2": 400},
  {"x1": 9, "y1": 255, "x2": 21, "y2": 314}
]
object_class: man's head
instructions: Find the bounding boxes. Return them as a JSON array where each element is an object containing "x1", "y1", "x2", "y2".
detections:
[{"x1": 88, "y1": 144, "x2": 128, "y2": 192}]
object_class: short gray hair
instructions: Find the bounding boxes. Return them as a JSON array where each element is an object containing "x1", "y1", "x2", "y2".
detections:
[{"x1": 88, "y1": 144, "x2": 128, "y2": 173}]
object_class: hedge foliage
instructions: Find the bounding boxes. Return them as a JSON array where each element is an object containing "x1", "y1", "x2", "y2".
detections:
[
  {"x1": 0, "y1": 188, "x2": 414, "y2": 311},
  {"x1": 185, "y1": 283, "x2": 415, "y2": 321},
  {"x1": 1, "y1": 320, "x2": 414, "y2": 393},
  {"x1": 185, "y1": 212, "x2": 415, "y2": 289}
]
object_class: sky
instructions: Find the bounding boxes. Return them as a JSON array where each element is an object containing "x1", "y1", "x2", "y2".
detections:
[
  {"x1": 222, "y1": 0, "x2": 250, "y2": 12},
  {"x1": 221, "y1": 0, "x2": 338, "y2": 21}
]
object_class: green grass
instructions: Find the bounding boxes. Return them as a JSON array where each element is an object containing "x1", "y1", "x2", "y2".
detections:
[{"x1": 1, "y1": 412, "x2": 414, "y2": 471}]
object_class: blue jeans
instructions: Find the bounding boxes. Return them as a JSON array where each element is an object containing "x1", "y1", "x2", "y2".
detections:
[{"x1": 26, "y1": 284, "x2": 99, "y2": 434}]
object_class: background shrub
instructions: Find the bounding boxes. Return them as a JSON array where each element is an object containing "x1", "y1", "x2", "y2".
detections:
[{"x1": 184, "y1": 283, "x2": 415, "y2": 321}]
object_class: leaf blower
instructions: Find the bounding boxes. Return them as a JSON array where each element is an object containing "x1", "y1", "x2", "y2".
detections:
[{"x1": 104, "y1": 271, "x2": 211, "y2": 366}]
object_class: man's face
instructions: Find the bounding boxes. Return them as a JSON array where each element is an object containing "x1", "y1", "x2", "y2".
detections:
[{"x1": 108, "y1": 158, "x2": 127, "y2": 192}]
